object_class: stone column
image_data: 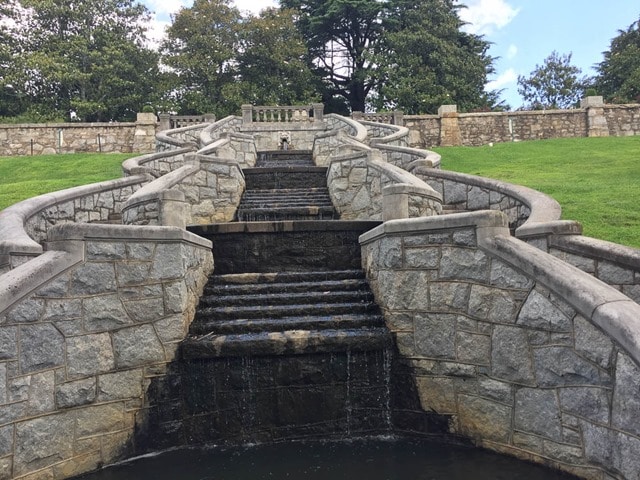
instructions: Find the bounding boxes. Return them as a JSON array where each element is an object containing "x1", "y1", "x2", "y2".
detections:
[
  {"x1": 312, "y1": 103, "x2": 324, "y2": 122},
  {"x1": 392, "y1": 110, "x2": 404, "y2": 126},
  {"x1": 204, "y1": 114, "x2": 216, "y2": 124},
  {"x1": 438, "y1": 105, "x2": 461, "y2": 146},
  {"x1": 351, "y1": 111, "x2": 364, "y2": 121},
  {"x1": 158, "y1": 113, "x2": 171, "y2": 132},
  {"x1": 242, "y1": 104, "x2": 253, "y2": 125},
  {"x1": 133, "y1": 112, "x2": 158, "y2": 153},
  {"x1": 159, "y1": 190, "x2": 189, "y2": 229},
  {"x1": 580, "y1": 96, "x2": 609, "y2": 137}
]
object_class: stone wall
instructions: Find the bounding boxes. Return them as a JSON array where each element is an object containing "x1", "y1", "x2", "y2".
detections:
[
  {"x1": 0, "y1": 223, "x2": 213, "y2": 480},
  {"x1": 0, "y1": 114, "x2": 157, "y2": 156},
  {"x1": 400, "y1": 100, "x2": 640, "y2": 148},
  {"x1": 360, "y1": 212, "x2": 640, "y2": 480}
]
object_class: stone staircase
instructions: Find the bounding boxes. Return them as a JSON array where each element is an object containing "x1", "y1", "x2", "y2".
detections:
[
  {"x1": 235, "y1": 150, "x2": 336, "y2": 221},
  {"x1": 183, "y1": 269, "x2": 389, "y2": 358}
]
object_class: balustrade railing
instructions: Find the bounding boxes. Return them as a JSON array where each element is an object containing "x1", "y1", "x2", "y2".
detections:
[{"x1": 242, "y1": 104, "x2": 324, "y2": 124}]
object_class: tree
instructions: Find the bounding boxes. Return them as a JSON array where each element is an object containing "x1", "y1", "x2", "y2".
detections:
[
  {"x1": 5, "y1": 0, "x2": 160, "y2": 121},
  {"x1": 161, "y1": 0, "x2": 242, "y2": 116},
  {"x1": 517, "y1": 51, "x2": 590, "y2": 109},
  {"x1": 374, "y1": 0, "x2": 495, "y2": 114},
  {"x1": 279, "y1": 0, "x2": 387, "y2": 112},
  {"x1": 595, "y1": 18, "x2": 640, "y2": 103},
  {"x1": 222, "y1": 8, "x2": 318, "y2": 108}
]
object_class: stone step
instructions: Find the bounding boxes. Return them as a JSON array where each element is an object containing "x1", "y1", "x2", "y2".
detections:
[
  {"x1": 243, "y1": 167, "x2": 328, "y2": 190},
  {"x1": 211, "y1": 270, "x2": 366, "y2": 285},
  {"x1": 205, "y1": 277, "x2": 369, "y2": 296},
  {"x1": 197, "y1": 301, "x2": 379, "y2": 322},
  {"x1": 235, "y1": 207, "x2": 337, "y2": 222},
  {"x1": 256, "y1": 150, "x2": 314, "y2": 168},
  {"x1": 181, "y1": 327, "x2": 393, "y2": 358},
  {"x1": 199, "y1": 289, "x2": 375, "y2": 308},
  {"x1": 190, "y1": 313, "x2": 385, "y2": 335}
]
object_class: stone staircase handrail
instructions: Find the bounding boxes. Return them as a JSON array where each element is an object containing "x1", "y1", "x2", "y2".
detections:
[
  {"x1": 199, "y1": 115, "x2": 243, "y2": 146},
  {"x1": 0, "y1": 174, "x2": 151, "y2": 266},
  {"x1": 156, "y1": 122, "x2": 210, "y2": 149},
  {"x1": 122, "y1": 147, "x2": 196, "y2": 176}
]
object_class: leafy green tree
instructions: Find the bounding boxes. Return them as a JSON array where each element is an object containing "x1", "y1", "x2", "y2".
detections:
[
  {"x1": 5, "y1": 0, "x2": 160, "y2": 121},
  {"x1": 375, "y1": 0, "x2": 495, "y2": 114},
  {"x1": 279, "y1": 0, "x2": 386, "y2": 112},
  {"x1": 595, "y1": 18, "x2": 640, "y2": 103},
  {"x1": 517, "y1": 51, "x2": 590, "y2": 109},
  {"x1": 161, "y1": 0, "x2": 242, "y2": 116},
  {"x1": 222, "y1": 8, "x2": 318, "y2": 108}
]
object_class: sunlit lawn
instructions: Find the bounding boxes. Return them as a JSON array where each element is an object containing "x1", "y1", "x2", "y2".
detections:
[
  {"x1": 433, "y1": 136, "x2": 640, "y2": 249},
  {"x1": 0, "y1": 153, "x2": 133, "y2": 211}
]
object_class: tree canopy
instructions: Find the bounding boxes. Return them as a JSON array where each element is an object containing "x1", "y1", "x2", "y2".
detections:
[
  {"x1": 1, "y1": 0, "x2": 160, "y2": 122},
  {"x1": 595, "y1": 18, "x2": 640, "y2": 103},
  {"x1": 517, "y1": 51, "x2": 590, "y2": 110}
]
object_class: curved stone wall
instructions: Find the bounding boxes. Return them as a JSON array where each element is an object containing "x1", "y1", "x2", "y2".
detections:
[{"x1": 360, "y1": 211, "x2": 640, "y2": 479}]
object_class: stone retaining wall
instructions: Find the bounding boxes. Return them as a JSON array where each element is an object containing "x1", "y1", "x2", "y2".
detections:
[
  {"x1": 360, "y1": 212, "x2": 640, "y2": 480},
  {"x1": 401, "y1": 100, "x2": 640, "y2": 148},
  {"x1": 0, "y1": 224, "x2": 213, "y2": 480},
  {"x1": 0, "y1": 114, "x2": 157, "y2": 156}
]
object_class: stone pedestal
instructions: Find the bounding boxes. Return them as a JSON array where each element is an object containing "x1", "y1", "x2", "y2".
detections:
[{"x1": 438, "y1": 105, "x2": 461, "y2": 146}]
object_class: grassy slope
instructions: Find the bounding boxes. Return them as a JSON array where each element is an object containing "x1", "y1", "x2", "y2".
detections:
[
  {"x1": 434, "y1": 136, "x2": 640, "y2": 249},
  {"x1": 0, "y1": 153, "x2": 131, "y2": 211}
]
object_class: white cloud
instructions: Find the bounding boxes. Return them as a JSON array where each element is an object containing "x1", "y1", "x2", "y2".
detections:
[
  {"x1": 506, "y1": 44, "x2": 518, "y2": 60},
  {"x1": 457, "y1": 0, "x2": 519, "y2": 36},
  {"x1": 486, "y1": 68, "x2": 518, "y2": 90}
]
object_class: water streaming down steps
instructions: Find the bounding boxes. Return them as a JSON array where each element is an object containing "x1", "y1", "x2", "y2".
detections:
[{"x1": 174, "y1": 150, "x2": 406, "y2": 444}]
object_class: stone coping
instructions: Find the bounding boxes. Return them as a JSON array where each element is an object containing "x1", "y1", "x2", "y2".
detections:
[
  {"x1": 375, "y1": 143, "x2": 442, "y2": 168},
  {"x1": 156, "y1": 122, "x2": 208, "y2": 147},
  {"x1": 488, "y1": 234, "x2": 640, "y2": 366},
  {"x1": 325, "y1": 114, "x2": 369, "y2": 142},
  {"x1": 189, "y1": 220, "x2": 382, "y2": 235},
  {"x1": 123, "y1": 165, "x2": 197, "y2": 209},
  {"x1": 47, "y1": 222, "x2": 212, "y2": 248},
  {"x1": 550, "y1": 234, "x2": 640, "y2": 269},
  {"x1": 0, "y1": 249, "x2": 84, "y2": 315},
  {"x1": 419, "y1": 168, "x2": 582, "y2": 237},
  {"x1": 242, "y1": 166, "x2": 328, "y2": 174},
  {"x1": 0, "y1": 121, "x2": 138, "y2": 129},
  {"x1": 195, "y1": 137, "x2": 229, "y2": 156},
  {"x1": 0, "y1": 175, "x2": 150, "y2": 256},
  {"x1": 121, "y1": 147, "x2": 195, "y2": 175},
  {"x1": 361, "y1": 119, "x2": 410, "y2": 143},
  {"x1": 200, "y1": 115, "x2": 240, "y2": 145}
]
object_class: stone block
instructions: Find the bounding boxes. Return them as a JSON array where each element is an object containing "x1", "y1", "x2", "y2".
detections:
[
  {"x1": 378, "y1": 237, "x2": 403, "y2": 268},
  {"x1": 0, "y1": 327, "x2": 17, "y2": 360},
  {"x1": 149, "y1": 244, "x2": 186, "y2": 280},
  {"x1": 98, "y1": 369, "x2": 143, "y2": 401},
  {"x1": 123, "y1": 297, "x2": 165, "y2": 323},
  {"x1": 491, "y1": 325, "x2": 535, "y2": 385},
  {"x1": 26, "y1": 371, "x2": 56, "y2": 415},
  {"x1": 430, "y1": 282, "x2": 470, "y2": 312},
  {"x1": 477, "y1": 377, "x2": 512, "y2": 404},
  {"x1": 516, "y1": 290, "x2": 571, "y2": 331},
  {"x1": 116, "y1": 262, "x2": 152, "y2": 286},
  {"x1": 457, "y1": 394, "x2": 512, "y2": 443},
  {"x1": 86, "y1": 242, "x2": 126, "y2": 260},
  {"x1": 376, "y1": 270, "x2": 430, "y2": 310},
  {"x1": 597, "y1": 261, "x2": 634, "y2": 285},
  {"x1": 416, "y1": 376, "x2": 457, "y2": 413},
  {"x1": 559, "y1": 387, "x2": 610, "y2": 424},
  {"x1": 456, "y1": 331, "x2": 490, "y2": 365},
  {"x1": 414, "y1": 313, "x2": 457, "y2": 359},
  {"x1": 56, "y1": 378, "x2": 97, "y2": 408},
  {"x1": 515, "y1": 388, "x2": 562, "y2": 441},
  {"x1": 14, "y1": 413, "x2": 75, "y2": 476},
  {"x1": 75, "y1": 403, "x2": 125, "y2": 438},
  {"x1": 83, "y1": 294, "x2": 131, "y2": 332},
  {"x1": 439, "y1": 247, "x2": 490, "y2": 282},
  {"x1": 112, "y1": 325, "x2": 165, "y2": 368},
  {"x1": 42, "y1": 299, "x2": 82, "y2": 322},
  {"x1": 612, "y1": 352, "x2": 640, "y2": 437},
  {"x1": 6, "y1": 298, "x2": 45, "y2": 324},
  {"x1": 490, "y1": 260, "x2": 534, "y2": 289},
  {"x1": 66, "y1": 333, "x2": 115, "y2": 379},
  {"x1": 154, "y1": 315, "x2": 188, "y2": 343},
  {"x1": 468, "y1": 285, "x2": 520, "y2": 323},
  {"x1": 71, "y1": 263, "x2": 117, "y2": 295},
  {"x1": 19, "y1": 324, "x2": 65, "y2": 374},
  {"x1": 404, "y1": 247, "x2": 440, "y2": 269},
  {"x1": 533, "y1": 346, "x2": 607, "y2": 387}
]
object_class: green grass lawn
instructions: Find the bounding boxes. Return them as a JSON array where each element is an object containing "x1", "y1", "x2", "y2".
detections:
[
  {"x1": 434, "y1": 136, "x2": 640, "y2": 249},
  {"x1": 0, "y1": 153, "x2": 133, "y2": 211}
]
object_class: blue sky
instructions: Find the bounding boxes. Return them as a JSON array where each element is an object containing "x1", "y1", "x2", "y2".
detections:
[{"x1": 143, "y1": 0, "x2": 640, "y2": 110}]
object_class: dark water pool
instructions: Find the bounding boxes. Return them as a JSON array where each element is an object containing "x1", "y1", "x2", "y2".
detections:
[{"x1": 75, "y1": 437, "x2": 576, "y2": 480}]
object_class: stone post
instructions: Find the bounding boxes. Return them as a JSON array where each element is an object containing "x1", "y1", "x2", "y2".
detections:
[
  {"x1": 159, "y1": 190, "x2": 189, "y2": 229},
  {"x1": 438, "y1": 105, "x2": 461, "y2": 146},
  {"x1": 382, "y1": 184, "x2": 410, "y2": 221},
  {"x1": 158, "y1": 113, "x2": 171, "y2": 132},
  {"x1": 312, "y1": 103, "x2": 324, "y2": 122},
  {"x1": 580, "y1": 96, "x2": 609, "y2": 137},
  {"x1": 352, "y1": 111, "x2": 364, "y2": 121},
  {"x1": 133, "y1": 112, "x2": 158, "y2": 153},
  {"x1": 392, "y1": 110, "x2": 404, "y2": 126},
  {"x1": 242, "y1": 104, "x2": 253, "y2": 125},
  {"x1": 204, "y1": 114, "x2": 216, "y2": 124}
]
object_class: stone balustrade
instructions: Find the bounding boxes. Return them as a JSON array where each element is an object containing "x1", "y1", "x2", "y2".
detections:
[
  {"x1": 242, "y1": 104, "x2": 324, "y2": 124},
  {"x1": 360, "y1": 210, "x2": 640, "y2": 479}
]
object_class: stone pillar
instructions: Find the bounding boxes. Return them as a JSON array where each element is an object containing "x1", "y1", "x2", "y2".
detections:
[
  {"x1": 133, "y1": 112, "x2": 158, "y2": 153},
  {"x1": 392, "y1": 110, "x2": 404, "y2": 126},
  {"x1": 204, "y1": 113, "x2": 216, "y2": 124},
  {"x1": 580, "y1": 96, "x2": 609, "y2": 137},
  {"x1": 159, "y1": 190, "x2": 189, "y2": 229},
  {"x1": 382, "y1": 184, "x2": 410, "y2": 221},
  {"x1": 158, "y1": 113, "x2": 171, "y2": 132},
  {"x1": 352, "y1": 111, "x2": 364, "y2": 121},
  {"x1": 438, "y1": 105, "x2": 461, "y2": 146},
  {"x1": 242, "y1": 104, "x2": 253, "y2": 125},
  {"x1": 312, "y1": 103, "x2": 324, "y2": 122}
]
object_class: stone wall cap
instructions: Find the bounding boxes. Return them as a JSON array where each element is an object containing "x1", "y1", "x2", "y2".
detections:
[
  {"x1": 190, "y1": 220, "x2": 381, "y2": 236},
  {"x1": 550, "y1": 234, "x2": 640, "y2": 269},
  {"x1": 47, "y1": 223, "x2": 212, "y2": 249},
  {"x1": 359, "y1": 210, "x2": 508, "y2": 245},
  {"x1": 516, "y1": 220, "x2": 583, "y2": 238}
]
